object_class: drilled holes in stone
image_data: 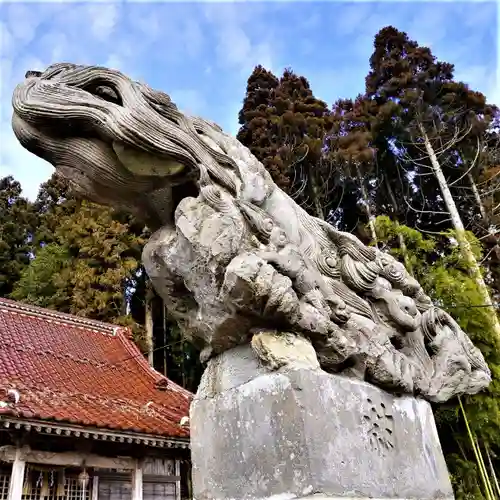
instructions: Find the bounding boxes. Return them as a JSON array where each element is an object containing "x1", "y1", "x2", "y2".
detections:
[{"x1": 363, "y1": 397, "x2": 394, "y2": 455}]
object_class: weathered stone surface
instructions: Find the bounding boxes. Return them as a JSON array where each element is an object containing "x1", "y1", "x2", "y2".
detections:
[
  {"x1": 11, "y1": 63, "x2": 491, "y2": 403},
  {"x1": 251, "y1": 330, "x2": 320, "y2": 371},
  {"x1": 191, "y1": 349, "x2": 453, "y2": 500},
  {"x1": 196, "y1": 344, "x2": 269, "y2": 400}
]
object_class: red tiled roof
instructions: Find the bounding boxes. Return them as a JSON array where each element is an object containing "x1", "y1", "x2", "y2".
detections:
[{"x1": 0, "y1": 298, "x2": 192, "y2": 439}]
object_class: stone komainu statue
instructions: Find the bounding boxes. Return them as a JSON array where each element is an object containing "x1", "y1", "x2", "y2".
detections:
[{"x1": 12, "y1": 63, "x2": 491, "y2": 402}]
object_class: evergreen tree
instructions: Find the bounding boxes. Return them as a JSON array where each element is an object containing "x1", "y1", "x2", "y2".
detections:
[
  {"x1": 237, "y1": 66, "x2": 336, "y2": 219},
  {"x1": 12, "y1": 200, "x2": 146, "y2": 340},
  {"x1": 365, "y1": 26, "x2": 500, "y2": 342},
  {"x1": 0, "y1": 176, "x2": 36, "y2": 297},
  {"x1": 364, "y1": 26, "x2": 444, "y2": 231},
  {"x1": 9, "y1": 243, "x2": 72, "y2": 311},
  {"x1": 365, "y1": 26, "x2": 495, "y2": 231},
  {"x1": 363, "y1": 29, "x2": 500, "y2": 496},
  {"x1": 328, "y1": 96, "x2": 379, "y2": 241},
  {"x1": 32, "y1": 173, "x2": 78, "y2": 248},
  {"x1": 277, "y1": 69, "x2": 335, "y2": 219},
  {"x1": 237, "y1": 65, "x2": 280, "y2": 181},
  {"x1": 467, "y1": 113, "x2": 500, "y2": 297},
  {"x1": 327, "y1": 93, "x2": 414, "y2": 245}
]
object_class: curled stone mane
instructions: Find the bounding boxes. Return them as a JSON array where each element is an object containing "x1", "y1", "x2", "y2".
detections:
[{"x1": 12, "y1": 63, "x2": 491, "y2": 403}]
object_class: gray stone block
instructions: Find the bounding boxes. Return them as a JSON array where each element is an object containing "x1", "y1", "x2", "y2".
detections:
[{"x1": 191, "y1": 364, "x2": 453, "y2": 500}]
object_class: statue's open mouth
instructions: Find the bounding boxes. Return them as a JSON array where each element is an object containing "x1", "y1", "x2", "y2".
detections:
[{"x1": 109, "y1": 139, "x2": 201, "y2": 227}]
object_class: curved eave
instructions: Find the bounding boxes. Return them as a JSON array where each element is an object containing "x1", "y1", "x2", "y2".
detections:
[{"x1": 0, "y1": 416, "x2": 190, "y2": 450}]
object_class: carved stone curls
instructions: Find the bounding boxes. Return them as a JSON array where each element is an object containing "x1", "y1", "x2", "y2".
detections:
[{"x1": 12, "y1": 63, "x2": 491, "y2": 402}]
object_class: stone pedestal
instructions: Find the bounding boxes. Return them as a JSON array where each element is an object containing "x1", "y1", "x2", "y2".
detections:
[{"x1": 190, "y1": 345, "x2": 454, "y2": 500}]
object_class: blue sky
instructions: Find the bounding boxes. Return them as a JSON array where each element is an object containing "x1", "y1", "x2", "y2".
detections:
[{"x1": 0, "y1": 0, "x2": 498, "y2": 200}]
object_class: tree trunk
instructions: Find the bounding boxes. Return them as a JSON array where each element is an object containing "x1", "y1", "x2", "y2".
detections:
[
  {"x1": 420, "y1": 123, "x2": 500, "y2": 340},
  {"x1": 468, "y1": 172, "x2": 488, "y2": 223},
  {"x1": 355, "y1": 163, "x2": 378, "y2": 245},
  {"x1": 468, "y1": 170, "x2": 496, "y2": 281},
  {"x1": 121, "y1": 286, "x2": 128, "y2": 317},
  {"x1": 145, "y1": 279, "x2": 154, "y2": 366},
  {"x1": 384, "y1": 175, "x2": 413, "y2": 274}
]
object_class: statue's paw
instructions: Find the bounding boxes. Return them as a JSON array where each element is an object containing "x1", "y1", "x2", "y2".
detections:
[
  {"x1": 221, "y1": 252, "x2": 301, "y2": 323},
  {"x1": 314, "y1": 328, "x2": 360, "y2": 370},
  {"x1": 297, "y1": 301, "x2": 333, "y2": 336}
]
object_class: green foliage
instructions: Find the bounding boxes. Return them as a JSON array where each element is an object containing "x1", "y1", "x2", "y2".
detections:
[
  {"x1": 32, "y1": 173, "x2": 78, "y2": 248},
  {"x1": 56, "y1": 200, "x2": 144, "y2": 320},
  {"x1": 447, "y1": 454, "x2": 484, "y2": 500},
  {"x1": 0, "y1": 176, "x2": 37, "y2": 297},
  {"x1": 11, "y1": 243, "x2": 71, "y2": 310},
  {"x1": 12, "y1": 198, "x2": 145, "y2": 330},
  {"x1": 459, "y1": 398, "x2": 499, "y2": 500},
  {"x1": 374, "y1": 215, "x2": 500, "y2": 498}
]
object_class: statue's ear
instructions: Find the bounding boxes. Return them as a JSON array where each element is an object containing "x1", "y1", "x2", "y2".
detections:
[{"x1": 25, "y1": 70, "x2": 42, "y2": 78}]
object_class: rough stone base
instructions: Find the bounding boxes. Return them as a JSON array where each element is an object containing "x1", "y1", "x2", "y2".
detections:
[{"x1": 190, "y1": 346, "x2": 454, "y2": 500}]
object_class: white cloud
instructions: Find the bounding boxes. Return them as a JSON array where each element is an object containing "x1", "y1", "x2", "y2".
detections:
[
  {"x1": 88, "y1": 3, "x2": 119, "y2": 41},
  {"x1": 329, "y1": 2, "x2": 377, "y2": 38},
  {"x1": 128, "y1": 10, "x2": 161, "y2": 43},
  {"x1": 219, "y1": 25, "x2": 252, "y2": 67},
  {"x1": 170, "y1": 89, "x2": 206, "y2": 117},
  {"x1": 203, "y1": 2, "x2": 277, "y2": 75},
  {"x1": 36, "y1": 31, "x2": 69, "y2": 63},
  {"x1": 0, "y1": 56, "x2": 13, "y2": 99},
  {"x1": 4, "y1": 3, "x2": 41, "y2": 45},
  {"x1": 105, "y1": 54, "x2": 123, "y2": 71},
  {"x1": 129, "y1": 6, "x2": 206, "y2": 65},
  {"x1": 0, "y1": 134, "x2": 54, "y2": 202},
  {"x1": 0, "y1": 20, "x2": 16, "y2": 55},
  {"x1": 302, "y1": 11, "x2": 321, "y2": 31},
  {"x1": 182, "y1": 18, "x2": 205, "y2": 60}
]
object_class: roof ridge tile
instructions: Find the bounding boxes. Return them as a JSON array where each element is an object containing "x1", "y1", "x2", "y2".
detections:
[{"x1": 0, "y1": 298, "x2": 122, "y2": 335}]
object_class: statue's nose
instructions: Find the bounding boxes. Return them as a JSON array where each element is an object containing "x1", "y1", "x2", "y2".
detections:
[{"x1": 25, "y1": 70, "x2": 42, "y2": 78}]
